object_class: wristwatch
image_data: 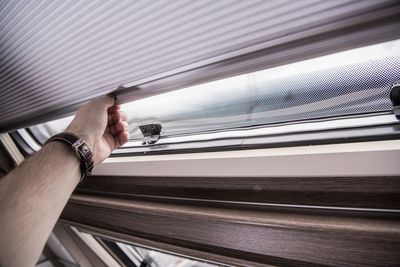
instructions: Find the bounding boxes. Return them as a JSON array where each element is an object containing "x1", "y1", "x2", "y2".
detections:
[{"x1": 45, "y1": 132, "x2": 94, "y2": 182}]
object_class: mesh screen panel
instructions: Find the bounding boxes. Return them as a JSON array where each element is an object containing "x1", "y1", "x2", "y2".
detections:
[{"x1": 117, "y1": 42, "x2": 400, "y2": 139}]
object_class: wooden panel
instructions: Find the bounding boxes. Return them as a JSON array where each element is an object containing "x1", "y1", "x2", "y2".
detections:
[
  {"x1": 61, "y1": 194, "x2": 400, "y2": 267},
  {"x1": 77, "y1": 176, "x2": 400, "y2": 210}
]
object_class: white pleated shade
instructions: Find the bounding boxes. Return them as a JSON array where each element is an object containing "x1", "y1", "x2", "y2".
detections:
[{"x1": 1, "y1": 0, "x2": 399, "y2": 132}]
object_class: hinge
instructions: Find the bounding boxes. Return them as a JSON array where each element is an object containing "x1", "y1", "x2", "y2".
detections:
[{"x1": 139, "y1": 123, "x2": 162, "y2": 145}]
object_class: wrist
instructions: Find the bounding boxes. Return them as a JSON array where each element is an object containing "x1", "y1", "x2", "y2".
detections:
[
  {"x1": 64, "y1": 127, "x2": 94, "y2": 151},
  {"x1": 45, "y1": 132, "x2": 94, "y2": 182}
]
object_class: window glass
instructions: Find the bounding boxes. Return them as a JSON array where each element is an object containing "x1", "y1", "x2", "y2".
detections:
[
  {"x1": 29, "y1": 116, "x2": 73, "y2": 144},
  {"x1": 115, "y1": 241, "x2": 218, "y2": 267},
  {"x1": 29, "y1": 40, "x2": 400, "y2": 144},
  {"x1": 123, "y1": 39, "x2": 400, "y2": 139},
  {"x1": 71, "y1": 227, "x2": 219, "y2": 267}
]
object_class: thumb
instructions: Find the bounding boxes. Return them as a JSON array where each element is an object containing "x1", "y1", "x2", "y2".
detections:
[{"x1": 92, "y1": 94, "x2": 115, "y2": 109}]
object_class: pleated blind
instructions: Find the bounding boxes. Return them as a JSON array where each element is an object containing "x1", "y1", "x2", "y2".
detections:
[{"x1": 0, "y1": 0, "x2": 400, "y2": 132}]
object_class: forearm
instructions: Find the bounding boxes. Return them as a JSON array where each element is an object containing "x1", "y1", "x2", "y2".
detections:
[
  {"x1": 0, "y1": 96, "x2": 128, "y2": 266},
  {"x1": 0, "y1": 142, "x2": 80, "y2": 267}
]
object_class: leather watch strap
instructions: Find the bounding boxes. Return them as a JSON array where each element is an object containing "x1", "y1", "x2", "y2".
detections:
[{"x1": 45, "y1": 132, "x2": 94, "y2": 182}]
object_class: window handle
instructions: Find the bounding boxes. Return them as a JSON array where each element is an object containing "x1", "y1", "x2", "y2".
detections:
[
  {"x1": 139, "y1": 123, "x2": 162, "y2": 145},
  {"x1": 390, "y1": 82, "x2": 400, "y2": 118}
]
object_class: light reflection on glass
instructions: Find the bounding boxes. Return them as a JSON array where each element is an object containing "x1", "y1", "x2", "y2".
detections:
[{"x1": 29, "y1": 40, "x2": 400, "y2": 143}]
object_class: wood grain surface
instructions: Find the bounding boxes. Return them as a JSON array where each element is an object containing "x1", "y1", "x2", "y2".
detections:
[
  {"x1": 77, "y1": 175, "x2": 400, "y2": 209},
  {"x1": 61, "y1": 175, "x2": 400, "y2": 266}
]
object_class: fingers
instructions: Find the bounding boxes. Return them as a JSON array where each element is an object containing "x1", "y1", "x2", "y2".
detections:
[
  {"x1": 106, "y1": 106, "x2": 130, "y2": 148},
  {"x1": 107, "y1": 105, "x2": 120, "y2": 114},
  {"x1": 109, "y1": 120, "x2": 128, "y2": 135},
  {"x1": 115, "y1": 120, "x2": 128, "y2": 132},
  {"x1": 117, "y1": 131, "x2": 130, "y2": 147},
  {"x1": 107, "y1": 114, "x2": 113, "y2": 126},
  {"x1": 112, "y1": 109, "x2": 128, "y2": 122},
  {"x1": 107, "y1": 106, "x2": 128, "y2": 126},
  {"x1": 109, "y1": 122, "x2": 130, "y2": 149},
  {"x1": 106, "y1": 105, "x2": 129, "y2": 148}
]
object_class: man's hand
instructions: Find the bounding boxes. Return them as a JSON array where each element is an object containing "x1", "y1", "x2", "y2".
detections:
[
  {"x1": 0, "y1": 94, "x2": 130, "y2": 267},
  {"x1": 66, "y1": 95, "x2": 130, "y2": 165}
]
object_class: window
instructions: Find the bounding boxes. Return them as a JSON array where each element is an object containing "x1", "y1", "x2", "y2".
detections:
[
  {"x1": 3, "y1": 2, "x2": 399, "y2": 266},
  {"x1": 122, "y1": 39, "x2": 399, "y2": 139},
  {"x1": 114, "y1": 241, "x2": 218, "y2": 267},
  {"x1": 24, "y1": 39, "x2": 400, "y2": 153},
  {"x1": 63, "y1": 226, "x2": 220, "y2": 267}
]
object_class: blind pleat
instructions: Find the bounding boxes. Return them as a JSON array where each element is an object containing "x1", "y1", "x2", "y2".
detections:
[{"x1": 0, "y1": 0, "x2": 399, "y2": 132}]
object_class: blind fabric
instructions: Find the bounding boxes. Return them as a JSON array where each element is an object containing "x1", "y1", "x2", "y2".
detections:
[{"x1": 0, "y1": 0, "x2": 399, "y2": 132}]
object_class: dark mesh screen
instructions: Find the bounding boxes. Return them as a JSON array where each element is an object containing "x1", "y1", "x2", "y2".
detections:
[{"x1": 123, "y1": 48, "x2": 400, "y2": 139}]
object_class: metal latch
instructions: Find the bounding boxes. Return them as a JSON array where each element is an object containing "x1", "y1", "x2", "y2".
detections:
[
  {"x1": 139, "y1": 123, "x2": 162, "y2": 145},
  {"x1": 390, "y1": 82, "x2": 400, "y2": 119}
]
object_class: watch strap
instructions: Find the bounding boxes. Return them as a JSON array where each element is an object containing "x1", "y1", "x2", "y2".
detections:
[{"x1": 45, "y1": 132, "x2": 94, "y2": 182}]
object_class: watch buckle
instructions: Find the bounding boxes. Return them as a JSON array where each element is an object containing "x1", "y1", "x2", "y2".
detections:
[{"x1": 72, "y1": 139, "x2": 84, "y2": 158}]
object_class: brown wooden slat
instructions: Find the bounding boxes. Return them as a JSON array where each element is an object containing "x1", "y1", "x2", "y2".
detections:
[
  {"x1": 61, "y1": 194, "x2": 400, "y2": 267},
  {"x1": 77, "y1": 176, "x2": 400, "y2": 210}
]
